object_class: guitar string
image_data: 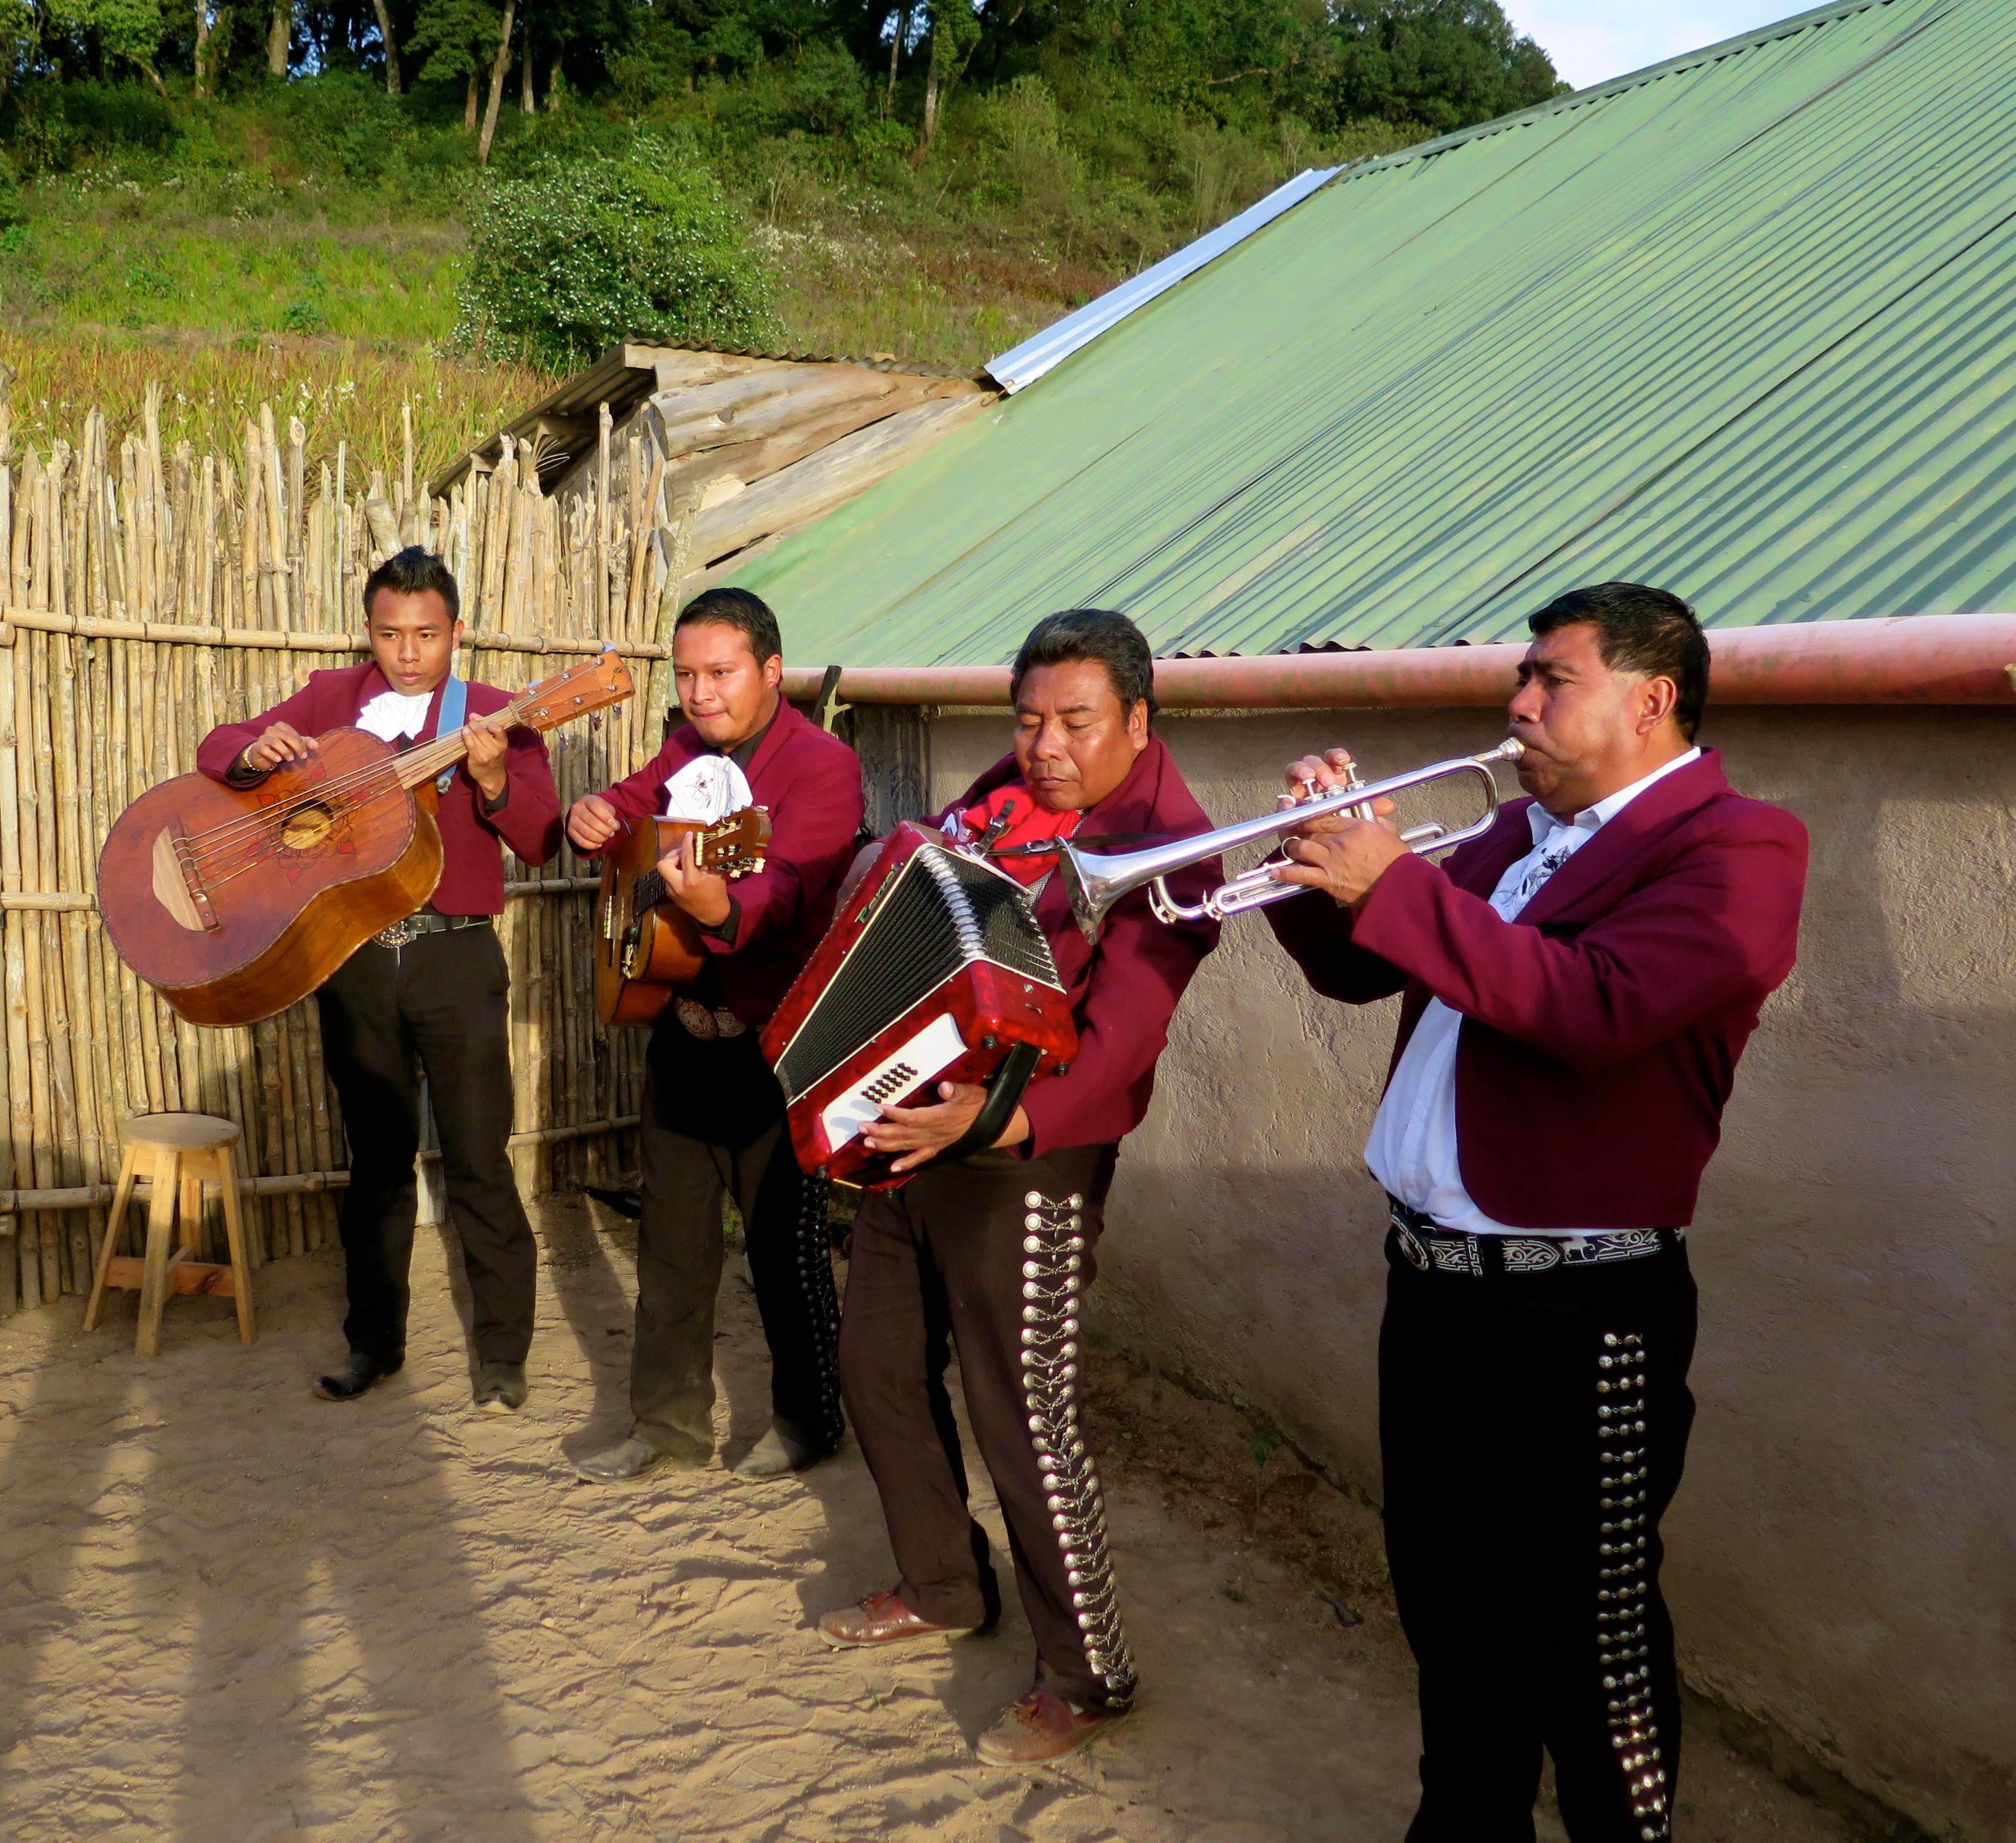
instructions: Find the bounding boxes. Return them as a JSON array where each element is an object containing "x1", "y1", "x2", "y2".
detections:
[
  {"x1": 172, "y1": 673, "x2": 590, "y2": 866},
  {"x1": 177, "y1": 712, "x2": 519, "y2": 858},
  {"x1": 176, "y1": 659, "x2": 620, "y2": 856}
]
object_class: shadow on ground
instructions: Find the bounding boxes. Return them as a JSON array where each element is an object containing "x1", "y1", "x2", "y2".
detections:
[{"x1": 0, "y1": 1194, "x2": 1851, "y2": 1843}]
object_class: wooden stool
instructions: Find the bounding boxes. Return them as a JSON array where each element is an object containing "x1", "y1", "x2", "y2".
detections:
[{"x1": 85, "y1": 1114, "x2": 256, "y2": 1356}]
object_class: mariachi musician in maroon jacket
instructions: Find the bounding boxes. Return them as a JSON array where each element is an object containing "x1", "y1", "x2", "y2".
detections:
[
  {"x1": 1267, "y1": 584, "x2": 1808, "y2": 1843},
  {"x1": 816, "y1": 609, "x2": 1221, "y2": 1768},
  {"x1": 197, "y1": 547, "x2": 563, "y2": 1410},
  {"x1": 564, "y1": 587, "x2": 865, "y2": 1485}
]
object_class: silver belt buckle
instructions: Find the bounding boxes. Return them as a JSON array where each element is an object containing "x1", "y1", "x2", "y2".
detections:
[{"x1": 373, "y1": 916, "x2": 425, "y2": 950}]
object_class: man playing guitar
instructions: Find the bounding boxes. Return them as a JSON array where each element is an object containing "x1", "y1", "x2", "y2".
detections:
[
  {"x1": 195, "y1": 547, "x2": 562, "y2": 1409},
  {"x1": 565, "y1": 588, "x2": 864, "y2": 1482}
]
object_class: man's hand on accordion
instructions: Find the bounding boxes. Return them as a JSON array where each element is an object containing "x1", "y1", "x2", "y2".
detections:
[{"x1": 859, "y1": 1081, "x2": 1031, "y2": 1174}]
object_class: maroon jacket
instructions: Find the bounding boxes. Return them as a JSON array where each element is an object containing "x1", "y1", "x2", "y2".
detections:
[
  {"x1": 196, "y1": 661, "x2": 562, "y2": 914},
  {"x1": 949, "y1": 735, "x2": 1222, "y2": 1158},
  {"x1": 601, "y1": 698, "x2": 864, "y2": 1027},
  {"x1": 1266, "y1": 749, "x2": 1807, "y2": 1229}
]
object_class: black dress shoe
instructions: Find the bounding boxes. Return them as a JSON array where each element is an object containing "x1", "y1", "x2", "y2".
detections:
[
  {"x1": 314, "y1": 1352, "x2": 402, "y2": 1401},
  {"x1": 475, "y1": 1360, "x2": 528, "y2": 1414},
  {"x1": 585, "y1": 1186, "x2": 644, "y2": 1220}
]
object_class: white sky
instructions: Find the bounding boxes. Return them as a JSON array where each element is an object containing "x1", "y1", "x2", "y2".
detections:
[{"x1": 1503, "y1": 2, "x2": 1810, "y2": 89}]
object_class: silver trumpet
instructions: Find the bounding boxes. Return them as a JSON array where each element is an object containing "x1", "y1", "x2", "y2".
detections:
[{"x1": 1057, "y1": 740, "x2": 1525, "y2": 938}]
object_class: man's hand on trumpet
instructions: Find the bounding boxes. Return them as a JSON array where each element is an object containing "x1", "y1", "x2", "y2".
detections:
[{"x1": 1272, "y1": 746, "x2": 1409, "y2": 910}]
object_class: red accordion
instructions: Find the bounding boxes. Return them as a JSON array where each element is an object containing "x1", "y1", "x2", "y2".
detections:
[{"x1": 760, "y1": 823, "x2": 1078, "y2": 1188}]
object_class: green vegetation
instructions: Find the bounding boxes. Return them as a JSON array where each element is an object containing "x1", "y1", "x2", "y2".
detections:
[
  {"x1": 0, "y1": 3, "x2": 1565, "y2": 457},
  {"x1": 459, "y1": 133, "x2": 778, "y2": 365}
]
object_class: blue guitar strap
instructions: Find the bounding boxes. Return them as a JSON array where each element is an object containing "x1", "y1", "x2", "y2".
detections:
[{"x1": 435, "y1": 670, "x2": 467, "y2": 794}]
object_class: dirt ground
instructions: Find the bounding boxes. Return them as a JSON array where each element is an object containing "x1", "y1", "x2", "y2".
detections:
[{"x1": 0, "y1": 1195, "x2": 1855, "y2": 1842}]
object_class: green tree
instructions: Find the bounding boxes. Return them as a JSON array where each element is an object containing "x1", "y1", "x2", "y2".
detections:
[
  {"x1": 456, "y1": 134, "x2": 778, "y2": 366},
  {"x1": 408, "y1": 0, "x2": 501, "y2": 127},
  {"x1": 1323, "y1": 0, "x2": 1564, "y2": 135}
]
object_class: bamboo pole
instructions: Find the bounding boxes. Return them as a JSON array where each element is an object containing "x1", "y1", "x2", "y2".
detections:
[{"x1": 0, "y1": 388, "x2": 679, "y2": 1309}]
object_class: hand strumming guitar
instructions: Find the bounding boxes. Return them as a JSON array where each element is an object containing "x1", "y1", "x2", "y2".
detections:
[
  {"x1": 566, "y1": 794, "x2": 624, "y2": 855},
  {"x1": 236, "y1": 721, "x2": 318, "y2": 775}
]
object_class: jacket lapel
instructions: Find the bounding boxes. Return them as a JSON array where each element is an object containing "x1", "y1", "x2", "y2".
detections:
[{"x1": 1515, "y1": 749, "x2": 1730, "y2": 929}]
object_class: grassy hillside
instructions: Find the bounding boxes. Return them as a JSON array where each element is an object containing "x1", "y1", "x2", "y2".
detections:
[{"x1": 0, "y1": 5, "x2": 1564, "y2": 466}]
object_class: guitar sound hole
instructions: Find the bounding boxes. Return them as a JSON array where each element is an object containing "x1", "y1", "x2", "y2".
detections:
[{"x1": 280, "y1": 802, "x2": 335, "y2": 850}]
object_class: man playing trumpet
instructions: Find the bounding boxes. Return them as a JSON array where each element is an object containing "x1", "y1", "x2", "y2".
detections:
[{"x1": 1265, "y1": 584, "x2": 1807, "y2": 1842}]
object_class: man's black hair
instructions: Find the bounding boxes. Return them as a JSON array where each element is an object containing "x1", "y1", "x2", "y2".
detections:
[
  {"x1": 1528, "y1": 582, "x2": 1710, "y2": 742},
  {"x1": 1010, "y1": 608, "x2": 1157, "y2": 719},
  {"x1": 676, "y1": 586, "x2": 783, "y2": 664},
  {"x1": 363, "y1": 546, "x2": 461, "y2": 624}
]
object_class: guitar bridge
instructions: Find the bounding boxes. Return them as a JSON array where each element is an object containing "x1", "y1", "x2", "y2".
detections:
[{"x1": 153, "y1": 821, "x2": 222, "y2": 933}]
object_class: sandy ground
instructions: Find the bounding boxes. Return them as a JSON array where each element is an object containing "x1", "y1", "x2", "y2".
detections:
[{"x1": 0, "y1": 1197, "x2": 1854, "y2": 1843}]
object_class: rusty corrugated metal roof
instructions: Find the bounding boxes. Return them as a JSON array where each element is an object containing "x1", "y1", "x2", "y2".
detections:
[{"x1": 729, "y1": 0, "x2": 2016, "y2": 663}]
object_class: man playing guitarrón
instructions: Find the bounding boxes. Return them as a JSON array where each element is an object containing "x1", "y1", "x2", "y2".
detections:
[
  {"x1": 196, "y1": 546, "x2": 563, "y2": 1409},
  {"x1": 816, "y1": 609, "x2": 1221, "y2": 1766},
  {"x1": 565, "y1": 587, "x2": 864, "y2": 1483}
]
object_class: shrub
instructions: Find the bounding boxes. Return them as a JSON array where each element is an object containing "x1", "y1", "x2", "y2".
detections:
[
  {"x1": 274, "y1": 72, "x2": 410, "y2": 183},
  {"x1": 455, "y1": 136, "x2": 778, "y2": 368},
  {"x1": 55, "y1": 80, "x2": 178, "y2": 155},
  {"x1": 0, "y1": 152, "x2": 25, "y2": 232}
]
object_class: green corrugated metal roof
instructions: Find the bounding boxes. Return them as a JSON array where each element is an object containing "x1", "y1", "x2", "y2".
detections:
[{"x1": 730, "y1": 0, "x2": 2016, "y2": 664}]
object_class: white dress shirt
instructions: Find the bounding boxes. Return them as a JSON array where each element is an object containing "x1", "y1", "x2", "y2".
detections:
[
  {"x1": 1364, "y1": 747, "x2": 1701, "y2": 1235},
  {"x1": 355, "y1": 687, "x2": 436, "y2": 744}
]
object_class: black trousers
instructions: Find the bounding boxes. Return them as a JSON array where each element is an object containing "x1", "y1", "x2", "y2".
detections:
[
  {"x1": 315, "y1": 925, "x2": 537, "y2": 1366},
  {"x1": 1382, "y1": 1229, "x2": 1698, "y2": 1843},
  {"x1": 840, "y1": 1144, "x2": 1135, "y2": 1712},
  {"x1": 630, "y1": 1071, "x2": 843, "y2": 1460}
]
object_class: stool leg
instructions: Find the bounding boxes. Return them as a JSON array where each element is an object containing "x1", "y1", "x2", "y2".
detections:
[
  {"x1": 136, "y1": 1148, "x2": 180, "y2": 1359},
  {"x1": 215, "y1": 1145, "x2": 256, "y2": 1345},
  {"x1": 84, "y1": 1147, "x2": 142, "y2": 1332},
  {"x1": 179, "y1": 1165, "x2": 206, "y2": 1263}
]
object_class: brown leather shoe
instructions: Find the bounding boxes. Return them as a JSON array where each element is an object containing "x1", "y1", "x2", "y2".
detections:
[
  {"x1": 816, "y1": 1589, "x2": 980, "y2": 1650},
  {"x1": 974, "y1": 1690, "x2": 1119, "y2": 1766}
]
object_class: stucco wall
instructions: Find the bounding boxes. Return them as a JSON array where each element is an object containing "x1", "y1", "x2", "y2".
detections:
[{"x1": 926, "y1": 706, "x2": 2016, "y2": 1841}]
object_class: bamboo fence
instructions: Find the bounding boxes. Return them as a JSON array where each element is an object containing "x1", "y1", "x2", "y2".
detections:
[{"x1": 0, "y1": 383, "x2": 698, "y2": 1317}]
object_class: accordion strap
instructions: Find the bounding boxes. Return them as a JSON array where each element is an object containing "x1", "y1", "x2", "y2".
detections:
[{"x1": 936, "y1": 1041, "x2": 1042, "y2": 1168}]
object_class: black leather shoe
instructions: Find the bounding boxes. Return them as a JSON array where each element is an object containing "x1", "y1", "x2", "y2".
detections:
[
  {"x1": 475, "y1": 1360, "x2": 528, "y2": 1414},
  {"x1": 585, "y1": 1186, "x2": 644, "y2": 1220},
  {"x1": 313, "y1": 1352, "x2": 402, "y2": 1401}
]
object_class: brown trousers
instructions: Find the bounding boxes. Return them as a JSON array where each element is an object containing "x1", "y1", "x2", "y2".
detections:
[{"x1": 839, "y1": 1143, "x2": 1135, "y2": 1710}]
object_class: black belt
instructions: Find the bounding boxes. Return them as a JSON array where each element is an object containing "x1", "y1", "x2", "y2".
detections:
[
  {"x1": 1386, "y1": 1195, "x2": 1683, "y2": 1277},
  {"x1": 371, "y1": 912, "x2": 494, "y2": 950}
]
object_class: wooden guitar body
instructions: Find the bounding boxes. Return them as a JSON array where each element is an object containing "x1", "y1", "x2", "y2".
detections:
[
  {"x1": 98, "y1": 729, "x2": 445, "y2": 1028},
  {"x1": 595, "y1": 820, "x2": 705, "y2": 1028},
  {"x1": 98, "y1": 649, "x2": 636, "y2": 1030},
  {"x1": 594, "y1": 808, "x2": 772, "y2": 1027}
]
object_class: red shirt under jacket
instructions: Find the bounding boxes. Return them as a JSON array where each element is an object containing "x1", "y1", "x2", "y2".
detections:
[
  {"x1": 948, "y1": 734, "x2": 1222, "y2": 1159},
  {"x1": 1265, "y1": 748, "x2": 1808, "y2": 1230},
  {"x1": 600, "y1": 698, "x2": 865, "y2": 1028},
  {"x1": 195, "y1": 661, "x2": 563, "y2": 915}
]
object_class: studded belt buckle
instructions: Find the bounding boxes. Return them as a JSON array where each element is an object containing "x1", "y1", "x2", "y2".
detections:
[{"x1": 372, "y1": 916, "x2": 426, "y2": 950}]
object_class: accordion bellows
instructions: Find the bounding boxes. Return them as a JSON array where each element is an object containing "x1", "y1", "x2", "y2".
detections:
[{"x1": 762, "y1": 823, "x2": 1079, "y2": 1188}]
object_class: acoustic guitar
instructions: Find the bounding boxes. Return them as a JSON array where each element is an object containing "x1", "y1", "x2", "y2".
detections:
[
  {"x1": 98, "y1": 651, "x2": 635, "y2": 1028},
  {"x1": 594, "y1": 808, "x2": 772, "y2": 1027}
]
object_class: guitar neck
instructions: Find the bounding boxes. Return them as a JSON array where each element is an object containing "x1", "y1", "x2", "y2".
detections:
[{"x1": 390, "y1": 687, "x2": 535, "y2": 791}]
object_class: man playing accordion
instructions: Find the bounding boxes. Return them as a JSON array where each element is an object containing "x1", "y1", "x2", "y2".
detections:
[{"x1": 815, "y1": 609, "x2": 1222, "y2": 1766}]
